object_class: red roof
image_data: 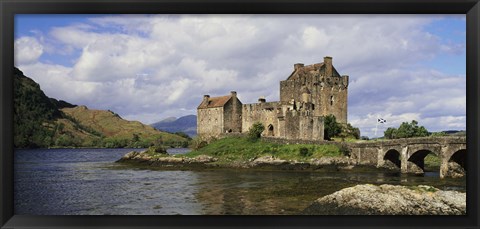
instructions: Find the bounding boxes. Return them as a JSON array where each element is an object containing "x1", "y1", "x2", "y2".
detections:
[{"x1": 197, "y1": 95, "x2": 232, "y2": 109}]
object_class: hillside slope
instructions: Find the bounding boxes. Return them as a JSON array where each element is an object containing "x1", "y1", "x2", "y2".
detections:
[
  {"x1": 13, "y1": 67, "x2": 188, "y2": 148},
  {"x1": 61, "y1": 106, "x2": 187, "y2": 147},
  {"x1": 151, "y1": 115, "x2": 197, "y2": 137}
]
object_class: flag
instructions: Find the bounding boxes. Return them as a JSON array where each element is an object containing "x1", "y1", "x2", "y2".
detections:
[{"x1": 377, "y1": 118, "x2": 386, "y2": 124}]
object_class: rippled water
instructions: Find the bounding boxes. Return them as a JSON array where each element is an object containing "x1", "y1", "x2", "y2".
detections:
[{"x1": 14, "y1": 148, "x2": 466, "y2": 215}]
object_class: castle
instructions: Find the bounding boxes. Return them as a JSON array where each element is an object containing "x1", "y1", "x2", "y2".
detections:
[{"x1": 197, "y1": 56, "x2": 349, "y2": 140}]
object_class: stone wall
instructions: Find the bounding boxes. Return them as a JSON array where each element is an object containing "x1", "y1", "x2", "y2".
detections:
[
  {"x1": 197, "y1": 107, "x2": 224, "y2": 138},
  {"x1": 223, "y1": 96, "x2": 243, "y2": 133},
  {"x1": 261, "y1": 136, "x2": 332, "y2": 145},
  {"x1": 349, "y1": 146, "x2": 378, "y2": 165},
  {"x1": 242, "y1": 101, "x2": 281, "y2": 136},
  {"x1": 279, "y1": 57, "x2": 348, "y2": 124}
]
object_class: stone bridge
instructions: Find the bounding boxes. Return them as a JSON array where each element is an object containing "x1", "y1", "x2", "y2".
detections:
[{"x1": 349, "y1": 137, "x2": 466, "y2": 178}]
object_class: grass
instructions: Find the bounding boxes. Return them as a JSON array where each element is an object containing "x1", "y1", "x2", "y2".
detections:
[
  {"x1": 183, "y1": 136, "x2": 343, "y2": 164},
  {"x1": 424, "y1": 154, "x2": 441, "y2": 169},
  {"x1": 406, "y1": 185, "x2": 438, "y2": 193}
]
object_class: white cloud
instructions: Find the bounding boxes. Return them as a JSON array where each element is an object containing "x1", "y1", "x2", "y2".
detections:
[
  {"x1": 14, "y1": 15, "x2": 466, "y2": 133},
  {"x1": 14, "y1": 36, "x2": 44, "y2": 65}
]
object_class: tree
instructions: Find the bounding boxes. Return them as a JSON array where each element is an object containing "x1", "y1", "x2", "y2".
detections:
[
  {"x1": 384, "y1": 127, "x2": 396, "y2": 139},
  {"x1": 340, "y1": 123, "x2": 361, "y2": 139},
  {"x1": 384, "y1": 120, "x2": 430, "y2": 139},
  {"x1": 324, "y1": 114, "x2": 342, "y2": 140},
  {"x1": 248, "y1": 122, "x2": 265, "y2": 141}
]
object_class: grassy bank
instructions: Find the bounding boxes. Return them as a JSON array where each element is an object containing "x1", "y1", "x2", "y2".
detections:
[
  {"x1": 424, "y1": 154, "x2": 441, "y2": 170},
  {"x1": 181, "y1": 136, "x2": 344, "y2": 164}
]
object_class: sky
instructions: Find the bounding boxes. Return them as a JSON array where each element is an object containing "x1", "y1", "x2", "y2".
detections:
[{"x1": 14, "y1": 14, "x2": 466, "y2": 138}]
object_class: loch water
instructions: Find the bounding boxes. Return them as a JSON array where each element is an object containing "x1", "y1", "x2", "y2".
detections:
[{"x1": 14, "y1": 148, "x2": 466, "y2": 215}]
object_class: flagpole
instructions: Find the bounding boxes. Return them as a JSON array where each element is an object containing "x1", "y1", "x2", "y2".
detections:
[{"x1": 374, "y1": 115, "x2": 379, "y2": 137}]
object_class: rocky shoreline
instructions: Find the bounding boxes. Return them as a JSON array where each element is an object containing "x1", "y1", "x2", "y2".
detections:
[
  {"x1": 115, "y1": 150, "x2": 360, "y2": 171},
  {"x1": 302, "y1": 184, "x2": 466, "y2": 215}
]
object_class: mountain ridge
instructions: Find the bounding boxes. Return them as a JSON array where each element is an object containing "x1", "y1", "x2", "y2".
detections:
[{"x1": 151, "y1": 115, "x2": 197, "y2": 137}]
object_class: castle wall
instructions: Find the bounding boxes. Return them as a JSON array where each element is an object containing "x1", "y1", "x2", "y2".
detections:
[
  {"x1": 284, "y1": 110, "x2": 324, "y2": 140},
  {"x1": 242, "y1": 102, "x2": 281, "y2": 137},
  {"x1": 197, "y1": 107, "x2": 224, "y2": 137},
  {"x1": 223, "y1": 97, "x2": 243, "y2": 133},
  {"x1": 279, "y1": 74, "x2": 348, "y2": 124}
]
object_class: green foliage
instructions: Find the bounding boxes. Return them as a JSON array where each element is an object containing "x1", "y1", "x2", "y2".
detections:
[
  {"x1": 147, "y1": 145, "x2": 168, "y2": 154},
  {"x1": 299, "y1": 147, "x2": 312, "y2": 157},
  {"x1": 430, "y1": 131, "x2": 448, "y2": 137},
  {"x1": 384, "y1": 127, "x2": 396, "y2": 139},
  {"x1": 324, "y1": 115, "x2": 342, "y2": 140},
  {"x1": 424, "y1": 154, "x2": 441, "y2": 168},
  {"x1": 339, "y1": 143, "x2": 350, "y2": 157},
  {"x1": 190, "y1": 136, "x2": 208, "y2": 150},
  {"x1": 383, "y1": 120, "x2": 430, "y2": 139},
  {"x1": 63, "y1": 114, "x2": 104, "y2": 137},
  {"x1": 186, "y1": 137, "x2": 343, "y2": 164},
  {"x1": 13, "y1": 67, "x2": 61, "y2": 148},
  {"x1": 248, "y1": 122, "x2": 265, "y2": 141},
  {"x1": 339, "y1": 123, "x2": 361, "y2": 140},
  {"x1": 174, "y1": 132, "x2": 192, "y2": 140}
]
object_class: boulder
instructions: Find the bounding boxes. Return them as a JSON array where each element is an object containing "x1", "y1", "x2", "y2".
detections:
[
  {"x1": 250, "y1": 155, "x2": 287, "y2": 166},
  {"x1": 302, "y1": 184, "x2": 465, "y2": 215}
]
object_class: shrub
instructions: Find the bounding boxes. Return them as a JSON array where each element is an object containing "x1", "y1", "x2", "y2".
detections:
[
  {"x1": 190, "y1": 136, "x2": 208, "y2": 150},
  {"x1": 299, "y1": 147, "x2": 312, "y2": 157},
  {"x1": 324, "y1": 114, "x2": 342, "y2": 140},
  {"x1": 339, "y1": 143, "x2": 350, "y2": 157},
  {"x1": 248, "y1": 122, "x2": 265, "y2": 141},
  {"x1": 150, "y1": 145, "x2": 168, "y2": 154}
]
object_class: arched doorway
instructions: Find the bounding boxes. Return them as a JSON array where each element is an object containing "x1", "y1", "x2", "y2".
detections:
[{"x1": 267, "y1": 124, "x2": 274, "y2": 136}]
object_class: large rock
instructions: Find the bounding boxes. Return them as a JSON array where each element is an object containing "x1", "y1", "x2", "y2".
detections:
[
  {"x1": 302, "y1": 184, "x2": 465, "y2": 215},
  {"x1": 250, "y1": 156, "x2": 287, "y2": 166}
]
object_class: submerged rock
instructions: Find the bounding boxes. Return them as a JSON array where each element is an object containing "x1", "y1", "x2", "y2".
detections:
[{"x1": 302, "y1": 184, "x2": 465, "y2": 215}]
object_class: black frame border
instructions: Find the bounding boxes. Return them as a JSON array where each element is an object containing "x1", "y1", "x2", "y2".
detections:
[{"x1": 1, "y1": 0, "x2": 479, "y2": 228}]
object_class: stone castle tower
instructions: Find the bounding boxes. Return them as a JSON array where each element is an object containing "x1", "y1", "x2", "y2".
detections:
[{"x1": 197, "y1": 56, "x2": 349, "y2": 140}]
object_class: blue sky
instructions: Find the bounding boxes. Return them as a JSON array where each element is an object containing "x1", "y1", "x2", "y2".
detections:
[{"x1": 14, "y1": 14, "x2": 466, "y2": 137}]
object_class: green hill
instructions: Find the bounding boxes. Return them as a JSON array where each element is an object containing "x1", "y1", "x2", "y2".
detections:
[
  {"x1": 13, "y1": 67, "x2": 188, "y2": 148},
  {"x1": 60, "y1": 106, "x2": 188, "y2": 148}
]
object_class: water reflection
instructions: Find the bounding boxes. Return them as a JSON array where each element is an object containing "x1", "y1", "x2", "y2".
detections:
[{"x1": 14, "y1": 148, "x2": 465, "y2": 215}]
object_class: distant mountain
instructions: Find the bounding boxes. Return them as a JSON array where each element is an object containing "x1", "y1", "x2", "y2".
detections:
[
  {"x1": 442, "y1": 130, "x2": 466, "y2": 135},
  {"x1": 151, "y1": 115, "x2": 197, "y2": 137},
  {"x1": 13, "y1": 67, "x2": 188, "y2": 148}
]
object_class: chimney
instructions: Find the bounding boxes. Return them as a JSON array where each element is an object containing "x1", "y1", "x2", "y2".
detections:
[
  {"x1": 258, "y1": 97, "x2": 266, "y2": 103},
  {"x1": 230, "y1": 91, "x2": 237, "y2": 98},
  {"x1": 203, "y1": 95, "x2": 210, "y2": 103},
  {"x1": 294, "y1": 63, "x2": 304, "y2": 71},
  {"x1": 324, "y1": 56, "x2": 332, "y2": 77}
]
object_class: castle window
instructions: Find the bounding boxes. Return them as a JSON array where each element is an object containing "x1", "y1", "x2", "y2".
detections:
[
  {"x1": 330, "y1": 96, "x2": 334, "y2": 106},
  {"x1": 312, "y1": 104, "x2": 315, "y2": 110}
]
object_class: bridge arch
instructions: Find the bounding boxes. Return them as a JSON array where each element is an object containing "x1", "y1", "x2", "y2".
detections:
[
  {"x1": 383, "y1": 149, "x2": 401, "y2": 169},
  {"x1": 441, "y1": 149, "x2": 467, "y2": 178},
  {"x1": 449, "y1": 149, "x2": 466, "y2": 170},
  {"x1": 407, "y1": 148, "x2": 440, "y2": 174}
]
